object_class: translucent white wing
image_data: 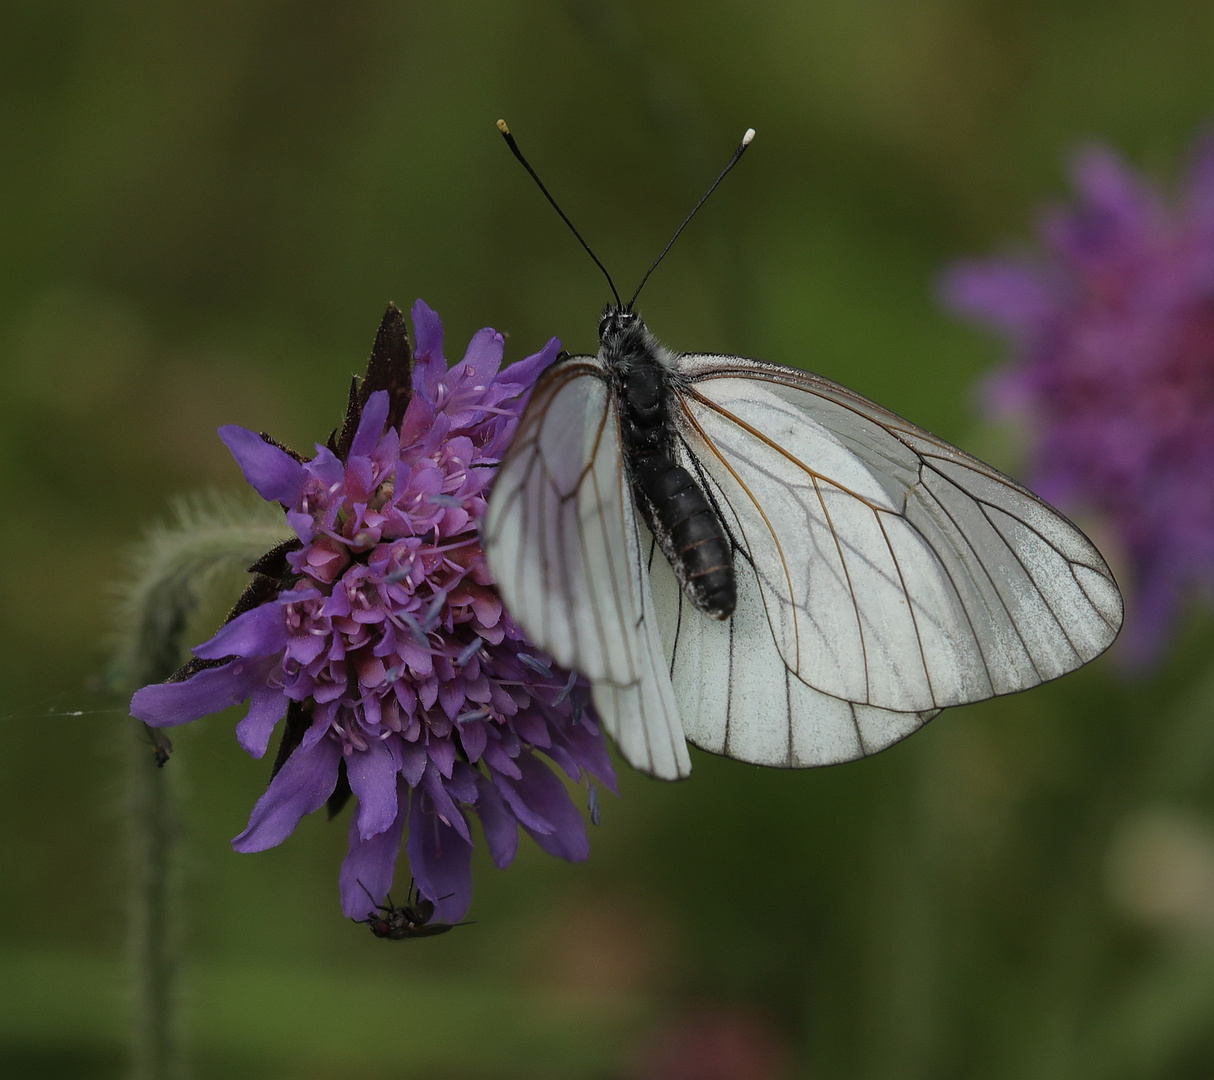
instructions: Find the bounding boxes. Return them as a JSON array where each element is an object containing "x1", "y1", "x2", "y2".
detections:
[
  {"x1": 671, "y1": 354, "x2": 1123, "y2": 715},
  {"x1": 482, "y1": 356, "x2": 690, "y2": 780},
  {"x1": 646, "y1": 519, "x2": 940, "y2": 767}
]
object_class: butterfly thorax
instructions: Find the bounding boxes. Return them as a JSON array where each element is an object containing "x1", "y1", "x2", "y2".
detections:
[
  {"x1": 599, "y1": 307, "x2": 736, "y2": 620},
  {"x1": 600, "y1": 310, "x2": 677, "y2": 462}
]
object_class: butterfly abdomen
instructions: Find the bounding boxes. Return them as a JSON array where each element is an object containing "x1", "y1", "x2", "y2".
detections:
[{"x1": 631, "y1": 456, "x2": 736, "y2": 618}]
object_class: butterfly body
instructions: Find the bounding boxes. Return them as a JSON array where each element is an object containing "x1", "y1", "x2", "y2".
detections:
[{"x1": 604, "y1": 308, "x2": 735, "y2": 619}]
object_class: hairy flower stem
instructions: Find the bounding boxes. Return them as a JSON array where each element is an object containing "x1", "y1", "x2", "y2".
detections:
[
  {"x1": 114, "y1": 493, "x2": 290, "y2": 1079},
  {"x1": 127, "y1": 725, "x2": 182, "y2": 1080}
]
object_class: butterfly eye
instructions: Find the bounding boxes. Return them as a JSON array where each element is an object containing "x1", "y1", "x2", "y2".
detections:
[{"x1": 599, "y1": 310, "x2": 627, "y2": 340}]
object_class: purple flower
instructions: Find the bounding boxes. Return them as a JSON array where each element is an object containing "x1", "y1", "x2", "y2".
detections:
[
  {"x1": 942, "y1": 138, "x2": 1214, "y2": 664},
  {"x1": 131, "y1": 300, "x2": 616, "y2": 923}
]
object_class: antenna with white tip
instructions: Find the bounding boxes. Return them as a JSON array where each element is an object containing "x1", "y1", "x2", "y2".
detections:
[{"x1": 628, "y1": 127, "x2": 755, "y2": 309}]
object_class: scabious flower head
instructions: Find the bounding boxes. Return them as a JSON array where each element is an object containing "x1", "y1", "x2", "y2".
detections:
[
  {"x1": 942, "y1": 138, "x2": 1214, "y2": 664},
  {"x1": 131, "y1": 300, "x2": 616, "y2": 922}
]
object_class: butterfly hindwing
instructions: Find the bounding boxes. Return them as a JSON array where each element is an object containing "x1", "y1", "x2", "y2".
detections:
[
  {"x1": 593, "y1": 484, "x2": 690, "y2": 779},
  {"x1": 647, "y1": 517, "x2": 939, "y2": 768}
]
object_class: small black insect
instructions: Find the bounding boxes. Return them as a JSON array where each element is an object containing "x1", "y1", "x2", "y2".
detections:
[{"x1": 354, "y1": 879, "x2": 471, "y2": 940}]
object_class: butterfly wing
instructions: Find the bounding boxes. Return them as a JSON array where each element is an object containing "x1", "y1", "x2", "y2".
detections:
[
  {"x1": 670, "y1": 354, "x2": 1123, "y2": 717},
  {"x1": 646, "y1": 517, "x2": 940, "y2": 767},
  {"x1": 483, "y1": 356, "x2": 691, "y2": 780}
]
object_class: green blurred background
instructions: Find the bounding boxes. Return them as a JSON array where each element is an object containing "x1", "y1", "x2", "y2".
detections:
[{"x1": 4, "y1": 1, "x2": 1214, "y2": 1077}]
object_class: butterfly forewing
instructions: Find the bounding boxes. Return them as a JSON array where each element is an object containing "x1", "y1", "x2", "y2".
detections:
[
  {"x1": 486, "y1": 360, "x2": 633, "y2": 684},
  {"x1": 674, "y1": 355, "x2": 1123, "y2": 711},
  {"x1": 484, "y1": 356, "x2": 691, "y2": 779}
]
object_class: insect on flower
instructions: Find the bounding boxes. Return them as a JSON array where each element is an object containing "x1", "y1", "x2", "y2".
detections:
[
  {"x1": 355, "y1": 879, "x2": 471, "y2": 940},
  {"x1": 483, "y1": 122, "x2": 1124, "y2": 780}
]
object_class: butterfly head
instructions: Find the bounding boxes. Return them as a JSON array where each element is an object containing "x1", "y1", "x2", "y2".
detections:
[
  {"x1": 599, "y1": 304, "x2": 666, "y2": 365},
  {"x1": 598, "y1": 304, "x2": 639, "y2": 343}
]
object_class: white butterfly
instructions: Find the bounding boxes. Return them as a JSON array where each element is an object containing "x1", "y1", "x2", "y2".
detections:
[{"x1": 482, "y1": 127, "x2": 1123, "y2": 781}]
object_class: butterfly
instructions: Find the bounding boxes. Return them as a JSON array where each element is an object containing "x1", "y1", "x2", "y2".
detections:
[{"x1": 482, "y1": 124, "x2": 1123, "y2": 781}]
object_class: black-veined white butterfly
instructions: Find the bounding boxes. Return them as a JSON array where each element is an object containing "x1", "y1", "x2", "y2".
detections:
[{"x1": 483, "y1": 123, "x2": 1123, "y2": 781}]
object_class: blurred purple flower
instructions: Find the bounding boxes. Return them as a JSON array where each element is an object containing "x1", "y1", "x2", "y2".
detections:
[
  {"x1": 131, "y1": 300, "x2": 616, "y2": 923},
  {"x1": 942, "y1": 138, "x2": 1214, "y2": 664}
]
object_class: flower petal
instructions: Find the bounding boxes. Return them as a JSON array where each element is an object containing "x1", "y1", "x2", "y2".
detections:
[
  {"x1": 459, "y1": 327, "x2": 505, "y2": 382},
  {"x1": 347, "y1": 738, "x2": 400, "y2": 840},
  {"x1": 488, "y1": 763, "x2": 553, "y2": 835},
  {"x1": 553, "y1": 710, "x2": 618, "y2": 793},
  {"x1": 399, "y1": 740, "x2": 427, "y2": 787},
  {"x1": 219, "y1": 425, "x2": 306, "y2": 506},
  {"x1": 1069, "y1": 145, "x2": 1159, "y2": 240},
  {"x1": 474, "y1": 772, "x2": 519, "y2": 869},
  {"x1": 411, "y1": 299, "x2": 444, "y2": 361},
  {"x1": 235, "y1": 688, "x2": 289, "y2": 758},
  {"x1": 194, "y1": 601, "x2": 288, "y2": 660},
  {"x1": 407, "y1": 787, "x2": 473, "y2": 923},
  {"x1": 232, "y1": 731, "x2": 341, "y2": 852},
  {"x1": 350, "y1": 390, "x2": 390, "y2": 460},
  {"x1": 339, "y1": 779, "x2": 408, "y2": 919},
  {"x1": 496, "y1": 336, "x2": 561, "y2": 396},
  {"x1": 457, "y1": 718, "x2": 487, "y2": 762},
  {"x1": 513, "y1": 753, "x2": 590, "y2": 862},
  {"x1": 131, "y1": 658, "x2": 261, "y2": 727},
  {"x1": 938, "y1": 261, "x2": 1057, "y2": 340},
  {"x1": 421, "y1": 762, "x2": 472, "y2": 844}
]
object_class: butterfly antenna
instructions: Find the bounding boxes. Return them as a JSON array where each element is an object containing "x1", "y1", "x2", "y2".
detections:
[
  {"x1": 628, "y1": 127, "x2": 755, "y2": 310},
  {"x1": 497, "y1": 119, "x2": 622, "y2": 309}
]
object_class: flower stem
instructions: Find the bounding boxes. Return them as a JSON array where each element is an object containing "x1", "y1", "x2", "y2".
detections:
[
  {"x1": 113, "y1": 492, "x2": 291, "y2": 1078},
  {"x1": 127, "y1": 721, "x2": 182, "y2": 1080}
]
